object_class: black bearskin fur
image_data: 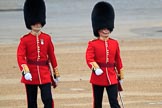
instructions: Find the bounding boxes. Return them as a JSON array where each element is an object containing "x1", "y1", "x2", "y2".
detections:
[
  {"x1": 24, "y1": 0, "x2": 46, "y2": 29},
  {"x1": 91, "y1": 1, "x2": 115, "y2": 37}
]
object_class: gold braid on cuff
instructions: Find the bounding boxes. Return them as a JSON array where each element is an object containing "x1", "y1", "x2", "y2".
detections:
[
  {"x1": 53, "y1": 68, "x2": 60, "y2": 77},
  {"x1": 90, "y1": 62, "x2": 100, "y2": 71},
  {"x1": 118, "y1": 68, "x2": 124, "y2": 79}
]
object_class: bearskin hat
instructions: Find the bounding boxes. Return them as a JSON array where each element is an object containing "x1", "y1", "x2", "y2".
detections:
[
  {"x1": 23, "y1": 0, "x2": 46, "y2": 29},
  {"x1": 91, "y1": 1, "x2": 115, "y2": 37}
]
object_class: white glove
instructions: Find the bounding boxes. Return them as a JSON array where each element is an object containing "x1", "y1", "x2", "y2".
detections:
[
  {"x1": 24, "y1": 73, "x2": 32, "y2": 81},
  {"x1": 119, "y1": 80, "x2": 123, "y2": 83},
  {"x1": 54, "y1": 77, "x2": 60, "y2": 84},
  {"x1": 95, "y1": 68, "x2": 103, "y2": 76}
]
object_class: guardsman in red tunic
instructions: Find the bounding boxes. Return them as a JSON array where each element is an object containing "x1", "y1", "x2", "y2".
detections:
[
  {"x1": 86, "y1": 1, "x2": 124, "y2": 108},
  {"x1": 17, "y1": 0, "x2": 60, "y2": 108}
]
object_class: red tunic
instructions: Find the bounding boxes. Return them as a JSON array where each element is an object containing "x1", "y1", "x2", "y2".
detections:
[
  {"x1": 17, "y1": 32, "x2": 57, "y2": 85},
  {"x1": 86, "y1": 38, "x2": 123, "y2": 86}
]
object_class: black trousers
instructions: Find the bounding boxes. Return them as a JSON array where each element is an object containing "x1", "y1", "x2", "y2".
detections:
[
  {"x1": 25, "y1": 83, "x2": 54, "y2": 108},
  {"x1": 92, "y1": 84, "x2": 120, "y2": 108}
]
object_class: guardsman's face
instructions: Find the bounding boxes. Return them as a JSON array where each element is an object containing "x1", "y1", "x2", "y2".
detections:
[
  {"x1": 31, "y1": 23, "x2": 42, "y2": 31},
  {"x1": 98, "y1": 28, "x2": 110, "y2": 37}
]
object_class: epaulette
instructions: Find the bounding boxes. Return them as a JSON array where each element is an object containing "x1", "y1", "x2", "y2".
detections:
[
  {"x1": 89, "y1": 38, "x2": 98, "y2": 42},
  {"x1": 21, "y1": 33, "x2": 30, "y2": 39},
  {"x1": 109, "y1": 38, "x2": 115, "y2": 41},
  {"x1": 21, "y1": 34, "x2": 27, "y2": 38}
]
